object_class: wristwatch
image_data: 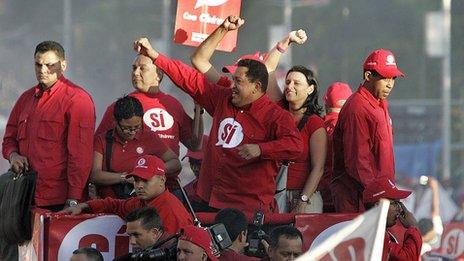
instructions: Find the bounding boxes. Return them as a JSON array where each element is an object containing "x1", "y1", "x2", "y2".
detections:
[
  {"x1": 66, "y1": 199, "x2": 78, "y2": 207},
  {"x1": 300, "y1": 194, "x2": 310, "y2": 204}
]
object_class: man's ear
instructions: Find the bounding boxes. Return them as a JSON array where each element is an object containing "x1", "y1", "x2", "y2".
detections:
[
  {"x1": 364, "y1": 70, "x2": 373, "y2": 81},
  {"x1": 61, "y1": 60, "x2": 67, "y2": 72},
  {"x1": 254, "y1": 81, "x2": 262, "y2": 94}
]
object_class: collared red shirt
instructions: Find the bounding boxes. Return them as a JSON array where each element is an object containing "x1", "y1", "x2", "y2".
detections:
[
  {"x1": 332, "y1": 85, "x2": 395, "y2": 191},
  {"x1": 87, "y1": 190, "x2": 193, "y2": 234},
  {"x1": 94, "y1": 128, "x2": 169, "y2": 198},
  {"x1": 383, "y1": 227, "x2": 422, "y2": 260},
  {"x1": 154, "y1": 54, "x2": 303, "y2": 215},
  {"x1": 2, "y1": 76, "x2": 95, "y2": 206},
  {"x1": 96, "y1": 91, "x2": 193, "y2": 189},
  {"x1": 320, "y1": 111, "x2": 340, "y2": 196}
]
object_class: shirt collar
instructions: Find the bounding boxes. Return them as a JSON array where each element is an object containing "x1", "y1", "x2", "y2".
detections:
[
  {"x1": 233, "y1": 93, "x2": 268, "y2": 112},
  {"x1": 358, "y1": 85, "x2": 388, "y2": 109},
  {"x1": 34, "y1": 75, "x2": 64, "y2": 98}
]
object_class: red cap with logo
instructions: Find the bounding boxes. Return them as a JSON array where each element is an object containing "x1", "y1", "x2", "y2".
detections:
[
  {"x1": 363, "y1": 49, "x2": 405, "y2": 78},
  {"x1": 363, "y1": 177, "x2": 412, "y2": 203},
  {"x1": 183, "y1": 135, "x2": 209, "y2": 161},
  {"x1": 127, "y1": 155, "x2": 165, "y2": 181},
  {"x1": 323, "y1": 82, "x2": 353, "y2": 108},
  {"x1": 180, "y1": 225, "x2": 218, "y2": 261},
  {"x1": 222, "y1": 52, "x2": 267, "y2": 74}
]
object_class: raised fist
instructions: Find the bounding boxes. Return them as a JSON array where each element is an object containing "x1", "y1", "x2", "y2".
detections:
[
  {"x1": 222, "y1": 15, "x2": 245, "y2": 31},
  {"x1": 289, "y1": 29, "x2": 308, "y2": 45}
]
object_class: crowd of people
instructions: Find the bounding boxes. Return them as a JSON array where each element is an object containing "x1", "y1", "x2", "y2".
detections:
[{"x1": 1, "y1": 14, "x2": 457, "y2": 261}]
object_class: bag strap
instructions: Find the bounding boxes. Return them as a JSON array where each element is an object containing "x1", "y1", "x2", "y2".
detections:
[
  {"x1": 282, "y1": 113, "x2": 311, "y2": 166},
  {"x1": 105, "y1": 129, "x2": 114, "y2": 171}
]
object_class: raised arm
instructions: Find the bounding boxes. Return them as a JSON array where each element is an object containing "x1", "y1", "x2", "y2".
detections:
[
  {"x1": 265, "y1": 29, "x2": 308, "y2": 102},
  {"x1": 190, "y1": 15, "x2": 244, "y2": 82}
]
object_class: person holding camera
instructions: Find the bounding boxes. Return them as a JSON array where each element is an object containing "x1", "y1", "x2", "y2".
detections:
[
  {"x1": 62, "y1": 155, "x2": 193, "y2": 234},
  {"x1": 261, "y1": 225, "x2": 303, "y2": 261},
  {"x1": 363, "y1": 178, "x2": 422, "y2": 260},
  {"x1": 177, "y1": 225, "x2": 218, "y2": 261},
  {"x1": 214, "y1": 208, "x2": 259, "y2": 260}
]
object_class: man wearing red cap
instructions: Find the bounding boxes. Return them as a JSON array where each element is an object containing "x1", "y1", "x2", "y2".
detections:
[
  {"x1": 177, "y1": 225, "x2": 218, "y2": 261},
  {"x1": 63, "y1": 155, "x2": 193, "y2": 234},
  {"x1": 363, "y1": 178, "x2": 422, "y2": 260},
  {"x1": 132, "y1": 17, "x2": 303, "y2": 215},
  {"x1": 320, "y1": 82, "x2": 352, "y2": 212},
  {"x1": 332, "y1": 49, "x2": 405, "y2": 213}
]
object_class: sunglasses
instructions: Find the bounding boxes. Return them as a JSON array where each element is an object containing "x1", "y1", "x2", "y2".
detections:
[{"x1": 117, "y1": 122, "x2": 142, "y2": 133}]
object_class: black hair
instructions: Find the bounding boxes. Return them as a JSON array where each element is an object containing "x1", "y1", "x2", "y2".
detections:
[
  {"x1": 214, "y1": 208, "x2": 247, "y2": 241},
  {"x1": 236, "y1": 59, "x2": 269, "y2": 92},
  {"x1": 34, "y1": 41, "x2": 65, "y2": 60},
  {"x1": 417, "y1": 218, "x2": 434, "y2": 236},
  {"x1": 125, "y1": 207, "x2": 164, "y2": 232},
  {"x1": 268, "y1": 225, "x2": 303, "y2": 249},
  {"x1": 72, "y1": 247, "x2": 103, "y2": 261},
  {"x1": 156, "y1": 67, "x2": 164, "y2": 83},
  {"x1": 113, "y1": 95, "x2": 144, "y2": 122},
  {"x1": 283, "y1": 65, "x2": 323, "y2": 117}
]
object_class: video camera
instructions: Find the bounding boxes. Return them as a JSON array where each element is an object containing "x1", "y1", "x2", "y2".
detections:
[{"x1": 245, "y1": 210, "x2": 269, "y2": 258}]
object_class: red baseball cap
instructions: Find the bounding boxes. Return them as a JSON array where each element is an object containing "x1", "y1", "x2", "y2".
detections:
[
  {"x1": 180, "y1": 225, "x2": 218, "y2": 261},
  {"x1": 363, "y1": 49, "x2": 405, "y2": 78},
  {"x1": 323, "y1": 82, "x2": 353, "y2": 108},
  {"x1": 127, "y1": 155, "x2": 165, "y2": 181},
  {"x1": 222, "y1": 52, "x2": 267, "y2": 74},
  {"x1": 363, "y1": 178, "x2": 411, "y2": 203},
  {"x1": 183, "y1": 135, "x2": 209, "y2": 161}
]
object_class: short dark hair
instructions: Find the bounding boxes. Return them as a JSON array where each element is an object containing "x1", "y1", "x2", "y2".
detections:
[
  {"x1": 113, "y1": 95, "x2": 144, "y2": 122},
  {"x1": 34, "y1": 41, "x2": 65, "y2": 60},
  {"x1": 125, "y1": 207, "x2": 163, "y2": 232},
  {"x1": 236, "y1": 59, "x2": 268, "y2": 92},
  {"x1": 268, "y1": 225, "x2": 303, "y2": 248},
  {"x1": 156, "y1": 67, "x2": 164, "y2": 83},
  {"x1": 214, "y1": 208, "x2": 247, "y2": 241},
  {"x1": 417, "y1": 218, "x2": 434, "y2": 236},
  {"x1": 72, "y1": 247, "x2": 103, "y2": 261},
  {"x1": 363, "y1": 69, "x2": 381, "y2": 78}
]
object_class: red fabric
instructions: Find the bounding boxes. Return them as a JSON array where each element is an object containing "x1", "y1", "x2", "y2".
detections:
[
  {"x1": 332, "y1": 85, "x2": 395, "y2": 211},
  {"x1": 155, "y1": 54, "x2": 303, "y2": 215},
  {"x1": 95, "y1": 91, "x2": 192, "y2": 190},
  {"x1": 320, "y1": 112, "x2": 339, "y2": 211},
  {"x1": 285, "y1": 114, "x2": 324, "y2": 189},
  {"x1": 94, "y1": 130, "x2": 169, "y2": 198},
  {"x1": 2, "y1": 76, "x2": 95, "y2": 206},
  {"x1": 382, "y1": 227, "x2": 422, "y2": 261},
  {"x1": 196, "y1": 212, "x2": 296, "y2": 225},
  {"x1": 183, "y1": 179, "x2": 201, "y2": 203},
  {"x1": 129, "y1": 155, "x2": 166, "y2": 180},
  {"x1": 86, "y1": 190, "x2": 193, "y2": 234},
  {"x1": 363, "y1": 49, "x2": 405, "y2": 78},
  {"x1": 219, "y1": 249, "x2": 260, "y2": 261},
  {"x1": 323, "y1": 82, "x2": 352, "y2": 108},
  {"x1": 330, "y1": 175, "x2": 365, "y2": 213},
  {"x1": 181, "y1": 225, "x2": 218, "y2": 261}
]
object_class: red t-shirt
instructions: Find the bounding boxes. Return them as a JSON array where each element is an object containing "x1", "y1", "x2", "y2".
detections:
[
  {"x1": 319, "y1": 112, "x2": 339, "y2": 199},
  {"x1": 155, "y1": 54, "x2": 303, "y2": 215},
  {"x1": 286, "y1": 115, "x2": 325, "y2": 189},
  {"x1": 87, "y1": 190, "x2": 193, "y2": 234},
  {"x1": 2, "y1": 76, "x2": 95, "y2": 206},
  {"x1": 94, "y1": 129, "x2": 169, "y2": 198},
  {"x1": 333, "y1": 85, "x2": 395, "y2": 190},
  {"x1": 95, "y1": 91, "x2": 193, "y2": 189}
]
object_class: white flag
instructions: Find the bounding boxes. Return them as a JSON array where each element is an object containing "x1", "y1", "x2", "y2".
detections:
[{"x1": 297, "y1": 199, "x2": 390, "y2": 261}]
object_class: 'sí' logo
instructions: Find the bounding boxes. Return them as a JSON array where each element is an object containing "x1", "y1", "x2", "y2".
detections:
[{"x1": 216, "y1": 118, "x2": 243, "y2": 148}]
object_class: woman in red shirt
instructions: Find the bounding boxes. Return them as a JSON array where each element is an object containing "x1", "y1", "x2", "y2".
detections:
[{"x1": 276, "y1": 66, "x2": 328, "y2": 213}]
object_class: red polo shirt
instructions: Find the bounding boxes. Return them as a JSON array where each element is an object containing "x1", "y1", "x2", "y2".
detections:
[
  {"x1": 154, "y1": 54, "x2": 303, "y2": 215},
  {"x1": 382, "y1": 228, "x2": 422, "y2": 260},
  {"x1": 96, "y1": 91, "x2": 192, "y2": 189},
  {"x1": 286, "y1": 115, "x2": 325, "y2": 189},
  {"x1": 332, "y1": 86, "x2": 395, "y2": 212},
  {"x1": 87, "y1": 190, "x2": 193, "y2": 234},
  {"x1": 2, "y1": 76, "x2": 95, "y2": 206},
  {"x1": 94, "y1": 129, "x2": 169, "y2": 198}
]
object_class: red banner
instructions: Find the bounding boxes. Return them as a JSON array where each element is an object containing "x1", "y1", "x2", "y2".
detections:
[{"x1": 174, "y1": 0, "x2": 242, "y2": 52}]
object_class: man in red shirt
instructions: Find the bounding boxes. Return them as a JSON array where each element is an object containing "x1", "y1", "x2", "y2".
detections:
[
  {"x1": 177, "y1": 225, "x2": 218, "y2": 261},
  {"x1": 363, "y1": 178, "x2": 422, "y2": 260},
  {"x1": 63, "y1": 155, "x2": 193, "y2": 234},
  {"x1": 321, "y1": 82, "x2": 352, "y2": 212},
  {"x1": 332, "y1": 49, "x2": 404, "y2": 213},
  {"x1": 95, "y1": 53, "x2": 202, "y2": 195},
  {"x1": 2, "y1": 41, "x2": 95, "y2": 210},
  {"x1": 132, "y1": 28, "x2": 303, "y2": 215}
]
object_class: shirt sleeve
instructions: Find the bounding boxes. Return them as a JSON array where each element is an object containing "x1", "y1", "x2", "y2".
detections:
[
  {"x1": 342, "y1": 111, "x2": 376, "y2": 188},
  {"x1": 2, "y1": 93, "x2": 27, "y2": 160},
  {"x1": 95, "y1": 103, "x2": 115, "y2": 137},
  {"x1": 178, "y1": 108, "x2": 194, "y2": 150},
  {"x1": 87, "y1": 197, "x2": 141, "y2": 218},
  {"x1": 259, "y1": 109, "x2": 304, "y2": 161},
  {"x1": 432, "y1": 215, "x2": 444, "y2": 236},
  {"x1": 154, "y1": 54, "x2": 223, "y2": 115},
  {"x1": 388, "y1": 227, "x2": 422, "y2": 261},
  {"x1": 66, "y1": 92, "x2": 96, "y2": 200},
  {"x1": 94, "y1": 134, "x2": 104, "y2": 155}
]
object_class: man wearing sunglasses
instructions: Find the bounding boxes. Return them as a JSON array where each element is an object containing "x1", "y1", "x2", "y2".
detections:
[{"x1": 363, "y1": 178, "x2": 422, "y2": 260}]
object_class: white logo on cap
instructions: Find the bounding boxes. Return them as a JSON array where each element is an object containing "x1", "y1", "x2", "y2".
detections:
[
  {"x1": 156, "y1": 167, "x2": 164, "y2": 172},
  {"x1": 143, "y1": 108, "x2": 174, "y2": 133},
  {"x1": 388, "y1": 179, "x2": 396, "y2": 188},
  {"x1": 136, "y1": 147, "x2": 144, "y2": 154},
  {"x1": 137, "y1": 158, "x2": 147, "y2": 167},
  {"x1": 216, "y1": 118, "x2": 244, "y2": 148},
  {"x1": 386, "y1": 55, "x2": 396, "y2": 66}
]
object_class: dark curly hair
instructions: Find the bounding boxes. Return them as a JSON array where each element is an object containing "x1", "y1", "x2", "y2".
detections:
[
  {"x1": 283, "y1": 65, "x2": 323, "y2": 117},
  {"x1": 113, "y1": 95, "x2": 144, "y2": 121}
]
